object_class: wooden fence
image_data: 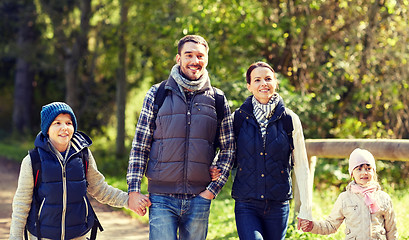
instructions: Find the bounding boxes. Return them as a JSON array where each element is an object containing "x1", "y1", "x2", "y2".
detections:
[{"x1": 292, "y1": 139, "x2": 409, "y2": 221}]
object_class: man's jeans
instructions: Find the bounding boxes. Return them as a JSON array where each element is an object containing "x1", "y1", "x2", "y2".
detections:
[
  {"x1": 149, "y1": 194, "x2": 212, "y2": 240},
  {"x1": 234, "y1": 199, "x2": 290, "y2": 240}
]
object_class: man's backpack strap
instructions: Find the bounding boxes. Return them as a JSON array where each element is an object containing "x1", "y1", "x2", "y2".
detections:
[
  {"x1": 213, "y1": 87, "x2": 225, "y2": 150},
  {"x1": 152, "y1": 80, "x2": 168, "y2": 130}
]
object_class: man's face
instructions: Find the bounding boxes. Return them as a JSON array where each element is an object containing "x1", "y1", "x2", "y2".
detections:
[{"x1": 176, "y1": 42, "x2": 208, "y2": 80}]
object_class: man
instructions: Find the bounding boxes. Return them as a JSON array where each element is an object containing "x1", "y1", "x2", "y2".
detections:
[{"x1": 127, "y1": 35, "x2": 235, "y2": 240}]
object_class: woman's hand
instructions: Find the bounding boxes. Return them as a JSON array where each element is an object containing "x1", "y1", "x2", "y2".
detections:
[{"x1": 209, "y1": 166, "x2": 221, "y2": 181}]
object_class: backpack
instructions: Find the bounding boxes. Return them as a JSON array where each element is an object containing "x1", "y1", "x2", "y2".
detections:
[
  {"x1": 233, "y1": 108, "x2": 295, "y2": 167},
  {"x1": 153, "y1": 80, "x2": 225, "y2": 150},
  {"x1": 25, "y1": 148, "x2": 103, "y2": 240}
]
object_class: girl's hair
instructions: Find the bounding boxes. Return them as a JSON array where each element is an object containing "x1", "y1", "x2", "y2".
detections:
[{"x1": 246, "y1": 61, "x2": 276, "y2": 84}]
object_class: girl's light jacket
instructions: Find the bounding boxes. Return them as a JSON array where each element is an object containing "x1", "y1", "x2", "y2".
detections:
[
  {"x1": 9, "y1": 147, "x2": 129, "y2": 240},
  {"x1": 310, "y1": 182, "x2": 398, "y2": 240}
]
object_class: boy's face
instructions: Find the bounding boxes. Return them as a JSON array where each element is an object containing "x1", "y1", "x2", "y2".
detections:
[
  {"x1": 352, "y1": 164, "x2": 375, "y2": 186},
  {"x1": 48, "y1": 113, "x2": 74, "y2": 152}
]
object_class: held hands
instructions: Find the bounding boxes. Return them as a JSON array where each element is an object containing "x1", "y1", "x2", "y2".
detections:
[
  {"x1": 129, "y1": 192, "x2": 151, "y2": 216},
  {"x1": 209, "y1": 166, "x2": 221, "y2": 181},
  {"x1": 297, "y1": 217, "x2": 314, "y2": 232}
]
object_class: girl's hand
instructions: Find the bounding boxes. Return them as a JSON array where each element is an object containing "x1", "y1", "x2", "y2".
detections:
[
  {"x1": 209, "y1": 166, "x2": 221, "y2": 181},
  {"x1": 297, "y1": 217, "x2": 314, "y2": 232}
]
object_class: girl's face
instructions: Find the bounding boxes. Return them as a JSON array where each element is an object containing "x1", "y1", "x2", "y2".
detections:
[
  {"x1": 247, "y1": 67, "x2": 278, "y2": 104},
  {"x1": 48, "y1": 113, "x2": 74, "y2": 152},
  {"x1": 352, "y1": 164, "x2": 375, "y2": 186}
]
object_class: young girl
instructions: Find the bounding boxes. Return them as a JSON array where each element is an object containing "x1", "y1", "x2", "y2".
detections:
[
  {"x1": 299, "y1": 148, "x2": 398, "y2": 240},
  {"x1": 9, "y1": 102, "x2": 130, "y2": 240}
]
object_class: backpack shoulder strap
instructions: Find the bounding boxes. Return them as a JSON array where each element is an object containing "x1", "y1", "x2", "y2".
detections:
[
  {"x1": 29, "y1": 148, "x2": 42, "y2": 188},
  {"x1": 152, "y1": 80, "x2": 168, "y2": 130},
  {"x1": 153, "y1": 80, "x2": 168, "y2": 115},
  {"x1": 281, "y1": 109, "x2": 295, "y2": 168},
  {"x1": 282, "y1": 109, "x2": 294, "y2": 151},
  {"x1": 28, "y1": 147, "x2": 43, "y2": 240},
  {"x1": 233, "y1": 109, "x2": 246, "y2": 139},
  {"x1": 213, "y1": 87, "x2": 225, "y2": 123},
  {"x1": 81, "y1": 147, "x2": 89, "y2": 179},
  {"x1": 213, "y1": 87, "x2": 226, "y2": 150},
  {"x1": 78, "y1": 147, "x2": 103, "y2": 240}
]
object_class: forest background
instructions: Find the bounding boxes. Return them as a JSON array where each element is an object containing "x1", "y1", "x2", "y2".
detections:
[{"x1": 1, "y1": 0, "x2": 409, "y2": 239}]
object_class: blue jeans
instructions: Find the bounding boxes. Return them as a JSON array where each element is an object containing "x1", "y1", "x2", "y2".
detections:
[
  {"x1": 149, "y1": 194, "x2": 212, "y2": 240},
  {"x1": 234, "y1": 199, "x2": 290, "y2": 240}
]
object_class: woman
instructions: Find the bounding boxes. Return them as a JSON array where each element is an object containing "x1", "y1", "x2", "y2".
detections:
[{"x1": 232, "y1": 61, "x2": 312, "y2": 239}]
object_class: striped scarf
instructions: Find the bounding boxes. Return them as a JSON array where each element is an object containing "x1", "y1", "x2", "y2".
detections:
[
  {"x1": 171, "y1": 64, "x2": 209, "y2": 92},
  {"x1": 252, "y1": 93, "x2": 281, "y2": 140}
]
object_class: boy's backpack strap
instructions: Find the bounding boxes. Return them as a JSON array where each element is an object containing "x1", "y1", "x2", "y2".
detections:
[
  {"x1": 81, "y1": 148, "x2": 89, "y2": 180},
  {"x1": 89, "y1": 205, "x2": 104, "y2": 240},
  {"x1": 28, "y1": 148, "x2": 42, "y2": 240}
]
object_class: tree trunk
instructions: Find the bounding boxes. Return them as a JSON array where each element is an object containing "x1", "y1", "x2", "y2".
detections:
[
  {"x1": 116, "y1": 0, "x2": 129, "y2": 157},
  {"x1": 65, "y1": 0, "x2": 91, "y2": 113},
  {"x1": 12, "y1": 0, "x2": 36, "y2": 135}
]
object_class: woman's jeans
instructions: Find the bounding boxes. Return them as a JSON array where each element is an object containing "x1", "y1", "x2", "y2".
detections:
[
  {"x1": 235, "y1": 199, "x2": 290, "y2": 240},
  {"x1": 149, "y1": 194, "x2": 211, "y2": 240}
]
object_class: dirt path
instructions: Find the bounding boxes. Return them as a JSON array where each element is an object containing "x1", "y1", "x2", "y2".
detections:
[{"x1": 0, "y1": 157, "x2": 148, "y2": 240}]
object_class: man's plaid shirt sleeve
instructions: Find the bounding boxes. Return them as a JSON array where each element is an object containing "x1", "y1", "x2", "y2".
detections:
[
  {"x1": 127, "y1": 86, "x2": 157, "y2": 193},
  {"x1": 207, "y1": 94, "x2": 235, "y2": 197}
]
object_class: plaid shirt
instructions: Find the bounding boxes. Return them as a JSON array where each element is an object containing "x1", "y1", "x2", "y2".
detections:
[{"x1": 127, "y1": 83, "x2": 235, "y2": 197}]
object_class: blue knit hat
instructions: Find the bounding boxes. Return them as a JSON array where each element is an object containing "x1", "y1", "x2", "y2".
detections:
[{"x1": 40, "y1": 102, "x2": 77, "y2": 135}]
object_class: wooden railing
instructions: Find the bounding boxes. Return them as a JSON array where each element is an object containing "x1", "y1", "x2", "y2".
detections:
[{"x1": 292, "y1": 139, "x2": 409, "y2": 221}]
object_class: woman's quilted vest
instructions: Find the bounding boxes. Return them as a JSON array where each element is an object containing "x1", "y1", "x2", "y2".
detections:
[{"x1": 232, "y1": 98, "x2": 293, "y2": 201}]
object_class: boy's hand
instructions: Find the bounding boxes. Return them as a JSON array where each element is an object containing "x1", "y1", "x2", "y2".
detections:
[{"x1": 129, "y1": 192, "x2": 151, "y2": 216}]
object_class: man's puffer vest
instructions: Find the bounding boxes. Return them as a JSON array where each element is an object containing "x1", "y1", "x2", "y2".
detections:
[
  {"x1": 26, "y1": 132, "x2": 95, "y2": 240},
  {"x1": 146, "y1": 77, "x2": 217, "y2": 195},
  {"x1": 232, "y1": 96, "x2": 293, "y2": 201}
]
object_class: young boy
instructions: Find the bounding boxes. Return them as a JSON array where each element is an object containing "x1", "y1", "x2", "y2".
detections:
[{"x1": 10, "y1": 102, "x2": 129, "y2": 240}]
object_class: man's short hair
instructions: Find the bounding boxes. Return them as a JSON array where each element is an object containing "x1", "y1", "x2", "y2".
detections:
[{"x1": 177, "y1": 35, "x2": 209, "y2": 55}]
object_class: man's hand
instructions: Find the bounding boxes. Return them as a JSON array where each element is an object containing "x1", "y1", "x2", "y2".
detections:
[
  {"x1": 209, "y1": 166, "x2": 221, "y2": 181},
  {"x1": 199, "y1": 189, "x2": 215, "y2": 200},
  {"x1": 129, "y1": 192, "x2": 151, "y2": 216},
  {"x1": 297, "y1": 217, "x2": 314, "y2": 232}
]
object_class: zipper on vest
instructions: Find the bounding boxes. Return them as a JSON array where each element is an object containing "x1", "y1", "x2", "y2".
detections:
[
  {"x1": 38, "y1": 198, "x2": 46, "y2": 219},
  {"x1": 184, "y1": 92, "x2": 194, "y2": 192},
  {"x1": 61, "y1": 163, "x2": 67, "y2": 240}
]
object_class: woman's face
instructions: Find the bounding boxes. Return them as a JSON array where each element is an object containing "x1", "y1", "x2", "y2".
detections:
[
  {"x1": 48, "y1": 113, "x2": 74, "y2": 152},
  {"x1": 247, "y1": 67, "x2": 278, "y2": 104},
  {"x1": 352, "y1": 164, "x2": 375, "y2": 186}
]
